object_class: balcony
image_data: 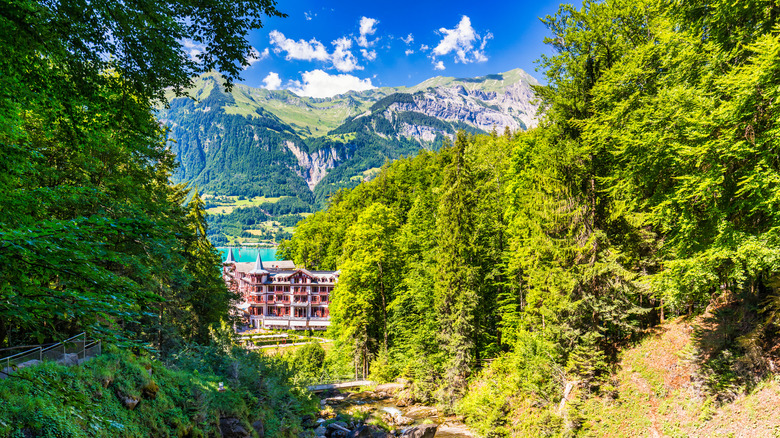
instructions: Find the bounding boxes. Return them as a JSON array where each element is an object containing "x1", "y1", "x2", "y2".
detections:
[{"x1": 292, "y1": 300, "x2": 308, "y2": 306}]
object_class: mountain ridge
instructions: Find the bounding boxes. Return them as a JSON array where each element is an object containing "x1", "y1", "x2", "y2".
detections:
[{"x1": 157, "y1": 68, "x2": 541, "y2": 244}]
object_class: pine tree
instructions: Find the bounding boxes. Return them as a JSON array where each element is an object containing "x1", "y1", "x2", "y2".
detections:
[{"x1": 435, "y1": 132, "x2": 480, "y2": 406}]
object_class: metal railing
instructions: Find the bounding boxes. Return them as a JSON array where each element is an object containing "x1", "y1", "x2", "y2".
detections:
[{"x1": 0, "y1": 333, "x2": 101, "y2": 379}]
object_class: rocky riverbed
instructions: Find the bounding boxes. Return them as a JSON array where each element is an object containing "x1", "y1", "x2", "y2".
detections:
[{"x1": 304, "y1": 383, "x2": 474, "y2": 438}]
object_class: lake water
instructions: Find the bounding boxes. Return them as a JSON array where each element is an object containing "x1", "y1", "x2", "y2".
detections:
[{"x1": 217, "y1": 247, "x2": 278, "y2": 263}]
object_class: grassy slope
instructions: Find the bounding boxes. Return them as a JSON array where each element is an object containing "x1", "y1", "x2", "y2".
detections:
[
  {"x1": 580, "y1": 317, "x2": 780, "y2": 438},
  {"x1": 165, "y1": 69, "x2": 534, "y2": 140},
  {"x1": 204, "y1": 195, "x2": 282, "y2": 215},
  {"x1": 0, "y1": 347, "x2": 315, "y2": 438}
]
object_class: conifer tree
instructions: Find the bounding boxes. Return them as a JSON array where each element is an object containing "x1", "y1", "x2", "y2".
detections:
[{"x1": 435, "y1": 132, "x2": 480, "y2": 405}]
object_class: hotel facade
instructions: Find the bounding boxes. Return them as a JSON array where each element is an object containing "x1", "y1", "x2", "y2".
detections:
[{"x1": 223, "y1": 249, "x2": 338, "y2": 330}]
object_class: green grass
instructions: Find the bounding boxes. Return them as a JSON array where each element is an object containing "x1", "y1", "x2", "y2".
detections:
[
  {"x1": 0, "y1": 345, "x2": 315, "y2": 438},
  {"x1": 205, "y1": 196, "x2": 282, "y2": 215}
]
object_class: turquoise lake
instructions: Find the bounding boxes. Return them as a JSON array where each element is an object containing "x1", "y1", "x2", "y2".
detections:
[{"x1": 217, "y1": 247, "x2": 278, "y2": 263}]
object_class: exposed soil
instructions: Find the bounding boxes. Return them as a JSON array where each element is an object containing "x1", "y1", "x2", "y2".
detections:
[{"x1": 583, "y1": 315, "x2": 780, "y2": 438}]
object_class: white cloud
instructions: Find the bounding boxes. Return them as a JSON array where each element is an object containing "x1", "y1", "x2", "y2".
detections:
[
  {"x1": 262, "y1": 72, "x2": 282, "y2": 90},
  {"x1": 304, "y1": 11, "x2": 316, "y2": 20},
  {"x1": 269, "y1": 30, "x2": 363, "y2": 72},
  {"x1": 420, "y1": 44, "x2": 429, "y2": 51},
  {"x1": 405, "y1": 49, "x2": 414, "y2": 56},
  {"x1": 269, "y1": 30, "x2": 329, "y2": 62},
  {"x1": 331, "y1": 37, "x2": 361, "y2": 72},
  {"x1": 361, "y1": 49, "x2": 377, "y2": 61},
  {"x1": 432, "y1": 15, "x2": 490, "y2": 64},
  {"x1": 288, "y1": 70, "x2": 375, "y2": 98},
  {"x1": 358, "y1": 17, "x2": 379, "y2": 48},
  {"x1": 243, "y1": 47, "x2": 268, "y2": 69},
  {"x1": 401, "y1": 33, "x2": 414, "y2": 45},
  {"x1": 434, "y1": 60, "x2": 445, "y2": 70},
  {"x1": 182, "y1": 39, "x2": 206, "y2": 61}
]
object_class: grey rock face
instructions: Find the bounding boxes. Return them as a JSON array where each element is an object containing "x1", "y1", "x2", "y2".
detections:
[{"x1": 219, "y1": 417, "x2": 250, "y2": 438}]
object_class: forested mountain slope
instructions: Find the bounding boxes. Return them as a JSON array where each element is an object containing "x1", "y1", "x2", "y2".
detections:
[
  {"x1": 278, "y1": 0, "x2": 780, "y2": 436},
  {"x1": 158, "y1": 69, "x2": 540, "y2": 207}
]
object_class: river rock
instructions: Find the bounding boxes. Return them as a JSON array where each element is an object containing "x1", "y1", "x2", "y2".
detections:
[
  {"x1": 404, "y1": 406, "x2": 438, "y2": 419},
  {"x1": 395, "y1": 416, "x2": 414, "y2": 426},
  {"x1": 348, "y1": 405, "x2": 373, "y2": 416},
  {"x1": 375, "y1": 383, "x2": 404, "y2": 395},
  {"x1": 314, "y1": 425, "x2": 327, "y2": 436},
  {"x1": 395, "y1": 398, "x2": 411, "y2": 408},
  {"x1": 346, "y1": 425, "x2": 394, "y2": 438},
  {"x1": 400, "y1": 424, "x2": 437, "y2": 438},
  {"x1": 347, "y1": 425, "x2": 373, "y2": 438},
  {"x1": 325, "y1": 395, "x2": 347, "y2": 405},
  {"x1": 219, "y1": 417, "x2": 250, "y2": 438},
  {"x1": 326, "y1": 421, "x2": 350, "y2": 438}
]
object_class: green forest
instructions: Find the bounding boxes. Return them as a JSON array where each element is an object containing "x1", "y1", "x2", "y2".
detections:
[
  {"x1": 4, "y1": 0, "x2": 780, "y2": 436},
  {"x1": 0, "y1": 1, "x2": 317, "y2": 436},
  {"x1": 278, "y1": 0, "x2": 780, "y2": 435}
]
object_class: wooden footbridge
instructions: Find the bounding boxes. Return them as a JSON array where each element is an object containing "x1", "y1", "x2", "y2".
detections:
[{"x1": 307, "y1": 380, "x2": 374, "y2": 392}]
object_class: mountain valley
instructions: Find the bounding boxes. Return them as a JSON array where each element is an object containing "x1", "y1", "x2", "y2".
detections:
[{"x1": 158, "y1": 69, "x2": 540, "y2": 244}]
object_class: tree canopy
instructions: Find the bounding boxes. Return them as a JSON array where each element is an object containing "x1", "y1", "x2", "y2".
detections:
[
  {"x1": 0, "y1": 0, "x2": 282, "y2": 350},
  {"x1": 279, "y1": 0, "x2": 780, "y2": 434}
]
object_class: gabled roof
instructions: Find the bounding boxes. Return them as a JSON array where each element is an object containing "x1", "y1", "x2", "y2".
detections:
[{"x1": 294, "y1": 269, "x2": 315, "y2": 278}]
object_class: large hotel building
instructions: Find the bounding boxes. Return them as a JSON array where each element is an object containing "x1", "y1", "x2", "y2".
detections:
[{"x1": 222, "y1": 249, "x2": 338, "y2": 330}]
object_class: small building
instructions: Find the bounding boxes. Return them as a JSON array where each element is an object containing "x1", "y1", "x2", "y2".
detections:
[{"x1": 223, "y1": 249, "x2": 338, "y2": 330}]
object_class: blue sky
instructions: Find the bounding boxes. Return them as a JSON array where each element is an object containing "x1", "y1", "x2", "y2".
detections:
[{"x1": 206, "y1": 0, "x2": 565, "y2": 97}]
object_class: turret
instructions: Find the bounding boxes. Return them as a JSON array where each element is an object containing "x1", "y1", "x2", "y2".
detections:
[
  {"x1": 225, "y1": 248, "x2": 236, "y2": 264},
  {"x1": 249, "y1": 253, "x2": 269, "y2": 275}
]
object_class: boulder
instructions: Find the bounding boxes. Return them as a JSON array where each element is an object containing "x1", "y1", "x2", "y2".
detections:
[
  {"x1": 16, "y1": 359, "x2": 42, "y2": 370},
  {"x1": 326, "y1": 421, "x2": 350, "y2": 438},
  {"x1": 119, "y1": 394, "x2": 140, "y2": 410},
  {"x1": 252, "y1": 420, "x2": 264, "y2": 438},
  {"x1": 57, "y1": 353, "x2": 79, "y2": 366},
  {"x1": 219, "y1": 417, "x2": 250, "y2": 438},
  {"x1": 348, "y1": 426, "x2": 373, "y2": 438},
  {"x1": 400, "y1": 424, "x2": 437, "y2": 438},
  {"x1": 404, "y1": 406, "x2": 438, "y2": 419},
  {"x1": 142, "y1": 381, "x2": 159, "y2": 399},
  {"x1": 374, "y1": 383, "x2": 404, "y2": 395},
  {"x1": 302, "y1": 414, "x2": 318, "y2": 428},
  {"x1": 394, "y1": 416, "x2": 414, "y2": 426},
  {"x1": 314, "y1": 425, "x2": 327, "y2": 436},
  {"x1": 100, "y1": 376, "x2": 113, "y2": 388},
  {"x1": 347, "y1": 425, "x2": 394, "y2": 438}
]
